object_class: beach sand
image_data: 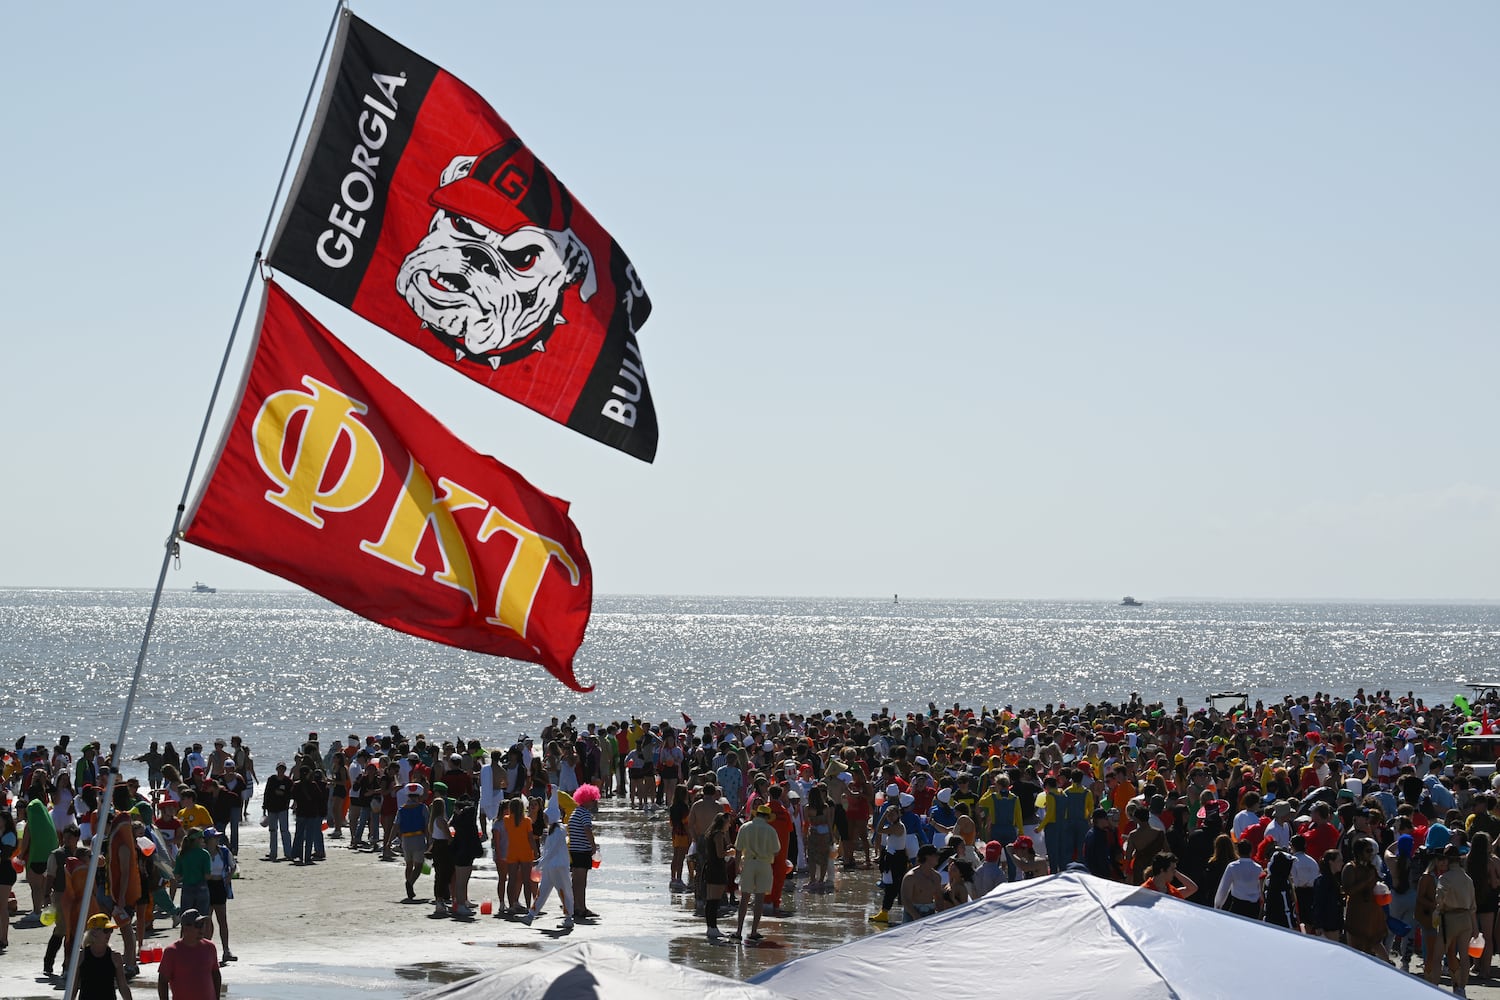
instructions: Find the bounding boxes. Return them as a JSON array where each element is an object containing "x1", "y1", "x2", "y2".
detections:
[{"x1": 2, "y1": 799, "x2": 1491, "y2": 997}]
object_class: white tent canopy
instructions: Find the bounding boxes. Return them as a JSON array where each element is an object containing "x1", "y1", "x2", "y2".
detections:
[
  {"x1": 413, "y1": 941, "x2": 793, "y2": 1000},
  {"x1": 752, "y1": 872, "x2": 1447, "y2": 999}
]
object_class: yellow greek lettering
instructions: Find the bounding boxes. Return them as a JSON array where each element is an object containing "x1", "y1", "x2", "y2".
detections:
[
  {"x1": 475, "y1": 508, "x2": 581, "y2": 638},
  {"x1": 252, "y1": 377, "x2": 383, "y2": 527},
  {"x1": 359, "y1": 457, "x2": 487, "y2": 609}
]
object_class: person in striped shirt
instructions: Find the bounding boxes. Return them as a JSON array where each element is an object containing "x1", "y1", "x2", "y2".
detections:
[
  {"x1": 569, "y1": 784, "x2": 601, "y2": 919},
  {"x1": 1377, "y1": 738, "x2": 1400, "y2": 790}
]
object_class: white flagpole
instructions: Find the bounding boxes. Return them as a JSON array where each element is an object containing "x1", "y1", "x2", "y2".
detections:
[{"x1": 62, "y1": 2, "x2": 348, "y2": 994}]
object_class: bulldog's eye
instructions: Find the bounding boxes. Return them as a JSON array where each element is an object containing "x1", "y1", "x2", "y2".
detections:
[
  {"x1": 448, "y1": 215, "x2": 492, "y2": 240},
  {"x1": 501, "y1": 245, "x2": 543, "y2": 272}
]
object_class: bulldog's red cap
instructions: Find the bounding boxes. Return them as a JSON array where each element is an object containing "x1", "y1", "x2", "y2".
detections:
[{"x1": 430, "y1": 138, "x2": 568, "y2": 236}]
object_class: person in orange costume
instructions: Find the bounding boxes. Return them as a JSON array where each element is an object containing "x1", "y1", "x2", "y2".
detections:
[
  {"x1": 766, "y1": 786, "x2": 795, "y2": 917},
  {"x1": 105, "y1": 809, "x2": 142, "y2": 974}
]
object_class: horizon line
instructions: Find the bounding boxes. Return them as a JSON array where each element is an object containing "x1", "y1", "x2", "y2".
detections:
[{"x1": 3, "y1": 585, "x2": 1500, "y2": 607}]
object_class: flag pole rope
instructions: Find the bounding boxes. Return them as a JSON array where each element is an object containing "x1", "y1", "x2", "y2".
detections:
[{"x1": 62, "y1": 2, "x2": 348, "y2": 995}]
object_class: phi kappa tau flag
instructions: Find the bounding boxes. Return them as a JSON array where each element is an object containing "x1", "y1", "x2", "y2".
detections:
[
  {"x1": 268, "y1": 12, "x2": 656, "y2": 462},
  {"x1": 183, "y1": 281, "x2": 594, "y2": 691}
]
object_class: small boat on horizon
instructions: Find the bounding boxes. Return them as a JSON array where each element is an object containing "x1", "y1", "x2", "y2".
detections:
[
  {"x1": 1120, "y1": 596, "x2": 1143, "y2": 607},
  {"x1": 191, "y1": 581, "x2": 217, "y2": 594}
]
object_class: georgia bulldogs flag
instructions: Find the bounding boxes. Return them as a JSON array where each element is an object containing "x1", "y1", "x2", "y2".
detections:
[
  {"x1": 268, "y1": 12, "x2": 657, "y2": 462},
  {"x1": 183, "y1": 281, "x2": 594, "y2": 691}
]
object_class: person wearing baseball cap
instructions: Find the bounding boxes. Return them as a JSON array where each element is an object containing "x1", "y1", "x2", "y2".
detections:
[
  {"x1": 159, "y1": 908, "x2": 220, "y2": 998},
  {"x1": 78, "y1": 913, "x2": 133, "y2": 999},
  {"x1": 1009, "y1": 835, "x2": 1049, "y2": 879},
  {"x1": 973, "y1": 840, "x2": 1006, "y2": 897}
]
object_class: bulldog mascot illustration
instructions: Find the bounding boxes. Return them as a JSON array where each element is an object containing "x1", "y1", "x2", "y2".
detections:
[{"x1": 396, "y1": 139, "x2": 596, "y2": 369}]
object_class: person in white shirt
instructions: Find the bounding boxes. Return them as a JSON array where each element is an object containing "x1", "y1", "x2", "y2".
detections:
[
  {"x1": 1146, "y1": 795, "x2": 1168, "y2": 834},
  {"x1": 521, "y1": 793, "x2": 574, "y2": 930},
  {"x1": 1214, "y1": 839, "x2": 1264, "y2": 918},
  {"x1": 1231, "y1": 793, "x2": 1263, "y2": 841},
  {"x1": 1263, "y1": 801, "x2": 1293, "y2": 849},
  {"x1": 1288, "y1": 833, "x2": 1320, "y2": 933},
  {"x1": 1397, "y1": 737, "x2": 1416, "y2": 768}
]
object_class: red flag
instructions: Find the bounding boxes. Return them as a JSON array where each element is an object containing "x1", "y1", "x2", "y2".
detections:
[
  {"x1": 183, "y1": 281, "x2": 593, "y2": 690},
  {"x1": 267, "y1": 12, "x2": 656, "y2": 462}
]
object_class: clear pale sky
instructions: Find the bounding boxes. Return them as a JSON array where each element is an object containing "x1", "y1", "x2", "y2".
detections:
[{"x1": 3, "y1": 3, "x2": 1495, "y2": 600}]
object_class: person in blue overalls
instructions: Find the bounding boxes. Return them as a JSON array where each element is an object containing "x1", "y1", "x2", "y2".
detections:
[{"x1": 1055, "y1": 770, "x2": 1094, "y2": 869}]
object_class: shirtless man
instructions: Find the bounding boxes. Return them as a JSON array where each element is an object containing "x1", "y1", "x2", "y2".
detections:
[
  {"x1": 901, "y1": 845, "x2": 942, "y2": 921},
  {"x1": 687, "y1": 783, "x2": 723, "y2": 906},
  {"x1": 207, "y1": 740, "x2": 232, "y2": 778}
]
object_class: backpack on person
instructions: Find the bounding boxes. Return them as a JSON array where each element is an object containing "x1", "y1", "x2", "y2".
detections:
[{"x1": 398, "y1": 801, "x2": 428, "y2": 837}]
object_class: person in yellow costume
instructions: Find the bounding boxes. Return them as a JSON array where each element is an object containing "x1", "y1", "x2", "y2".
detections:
[
  {"x1": 175, "y1": 790, "x2": 213, "y2": 833},
  {"x1": 1035, "y1": 775, "x2": 1060, "y2": 872}
]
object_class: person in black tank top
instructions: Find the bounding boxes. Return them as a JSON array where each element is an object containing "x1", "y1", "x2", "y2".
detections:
[{"x1": 77, "y1": 914, "x2": 132, "y2": 1000}]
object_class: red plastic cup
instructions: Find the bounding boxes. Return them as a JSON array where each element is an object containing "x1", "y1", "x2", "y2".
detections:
[
  {"x1": 592, "y1": 858, "x2": 601, "y2": 870},
  {"x1": 480, "y1": 900, "x2": 493, "y2": 915},
  {"x1": 10, "y1": 857, "x2": 22, "y2": 873}
]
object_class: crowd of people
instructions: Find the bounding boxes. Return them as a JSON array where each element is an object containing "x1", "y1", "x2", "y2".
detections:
[
  {"x1": 5, "y1": 687, "x2": 1500, "y2": 996},
  {"x1": 0, "y1": 724, "x2": 610, "y2": 996}
]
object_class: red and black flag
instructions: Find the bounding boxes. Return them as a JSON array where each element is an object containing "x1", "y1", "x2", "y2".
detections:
[{"x1": 268, "y1": 12, "x2": 657, "y2": 462}]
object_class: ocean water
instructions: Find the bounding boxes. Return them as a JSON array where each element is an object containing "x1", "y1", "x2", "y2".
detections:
[{"x1": 2, "y1": 588, "x2": 1498, "y2": 766}]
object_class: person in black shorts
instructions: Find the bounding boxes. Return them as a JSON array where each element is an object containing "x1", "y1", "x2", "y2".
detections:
[
  {"x1": 700, "y1": 812, "x2": 732, "y2": 939},
  {"x1": 568, "y1": 785, "x2": 601, "y2": 919}
]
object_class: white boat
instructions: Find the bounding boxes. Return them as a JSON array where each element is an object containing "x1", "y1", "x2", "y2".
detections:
[
  {"x1": 1120, "y1": 596, "x2": 1143, "y2": 607},
  {"x1": 191, "y1": 582, "x2": 217, "y2": 594}
]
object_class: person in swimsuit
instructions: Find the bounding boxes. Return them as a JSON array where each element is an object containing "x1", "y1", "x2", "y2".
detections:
[
  {"x1": 668, "y1": 785, "x2": 691, "y2": 892},
  {"x1": 1141, "y1": 851, "x2": 1198, "y2": 899},
  {"x1": 0, "y1": 808, "x2": 18, "y2": 953},
  {"x1": 804, "y1": 784, "x2": 833, "y2": 892},
  {"x1": 901, "y1": 844, "x2": 942, "y2": 921},
  {"x1": 844, "y1": 767, "x2": 873, "y2": 869}
]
